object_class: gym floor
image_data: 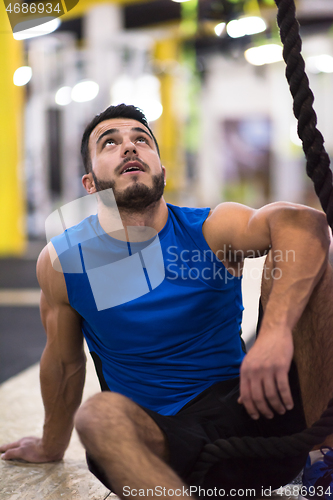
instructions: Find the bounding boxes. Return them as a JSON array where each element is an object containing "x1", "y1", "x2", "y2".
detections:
[{"x1": 0, "y1": 249, "x2": 300, "y2": 500}]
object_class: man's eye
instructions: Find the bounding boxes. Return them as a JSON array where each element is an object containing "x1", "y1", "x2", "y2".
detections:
[
  {"x1": 136, "y1": 137, "x2": 147, "y2": 143},
  {"x1": 105, "y1": 139, "x2": 115, "y2": 146}
]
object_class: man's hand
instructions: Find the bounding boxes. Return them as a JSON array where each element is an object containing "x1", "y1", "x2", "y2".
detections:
[
  {"x1": 0, "y1": 437, "x2": 63, "y2": 463},
  {"x1": 238, "y1": 328, "x2": 294, "y2": 420}
]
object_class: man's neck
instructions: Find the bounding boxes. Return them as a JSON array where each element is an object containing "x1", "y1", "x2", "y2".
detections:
[
  {"x1": 97, "y1": 197, "x2": 169, "y2": 239},
  {"x1": 119, "y1": 198, "x2": 168, "y2": 232}
]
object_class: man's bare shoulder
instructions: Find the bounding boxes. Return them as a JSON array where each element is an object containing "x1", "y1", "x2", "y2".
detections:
[
  {"x1": 37, "y1": 243, "x2": 69, "y2": 306},
  {"x1": 203, "y1": 202, "x2": 255, "y2": 249},
  {"x1": 205, "y1": 202, "x2": 254, "y2": 223},
  {"x1": 203, "y1": 200, "x2": 327, "y2": 257},
  {"x1": 205, "y1": 200, "x2": 315, "y2": 224}
]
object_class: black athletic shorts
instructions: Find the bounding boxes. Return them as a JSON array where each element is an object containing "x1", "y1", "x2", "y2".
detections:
[
  {"x1": 141, "y1": 361, "x2": 307, "y2": 491},
  {"x1": 87, "y1": 363, "x2": 307, "y2": 495},
  {"x1": 87, "y1": 304, "x2": 308, "y2": 494}
]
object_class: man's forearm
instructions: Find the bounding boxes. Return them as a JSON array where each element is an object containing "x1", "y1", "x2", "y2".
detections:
[
  {"x1": 262, "y1": 209, "x2": 330, "y2": 333},
  {"x1": 39, "y1": 347, "x2": 86, "y2": 459},
  {"x1": 232, "y1": 204, "x2": 330, "y2": 420}
]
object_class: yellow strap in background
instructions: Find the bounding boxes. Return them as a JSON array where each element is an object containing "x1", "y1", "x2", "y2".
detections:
[
  {"x1": 154, "y1": 37, "x2": 185, "y2": 202},
  {"x1": 0, "y1": 6, "x2": 26, "y2": 255}
]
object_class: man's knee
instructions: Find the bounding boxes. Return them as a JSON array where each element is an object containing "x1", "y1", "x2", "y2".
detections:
[
  {"x1": 74, "y1": 392, "x2": 136, "y2": 441},
  {"x1": 74, "y1": 392, "x2": 167, "y2": 458}
]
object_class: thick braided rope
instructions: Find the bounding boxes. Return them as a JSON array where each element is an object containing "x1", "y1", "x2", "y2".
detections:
[
  {"x1": 188, "y1": 399, "x2": 333, "y2": 485},
  {"x1": 275, "y1": 0, "x2": 333, "y2": 228},
  {"x1": 188, "y1": 0, "x2": 333, "y2": 485}
]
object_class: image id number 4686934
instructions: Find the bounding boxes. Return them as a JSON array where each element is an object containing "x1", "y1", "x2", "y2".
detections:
[
  {"x1": 276, "y1": 485, "x2": 332, "y2": 497},
  {"x1": 6, "y1": 3, "x2": 61, "y2": 14}
]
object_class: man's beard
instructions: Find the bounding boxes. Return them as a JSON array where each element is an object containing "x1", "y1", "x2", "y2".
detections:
[{"x1": 92, "y1": 169, "x2": 165, "y2": 212}]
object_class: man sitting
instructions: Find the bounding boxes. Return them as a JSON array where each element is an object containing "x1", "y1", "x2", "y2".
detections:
[{"x1": 1, "y1": 104, "x2": 333, "y2": 499}]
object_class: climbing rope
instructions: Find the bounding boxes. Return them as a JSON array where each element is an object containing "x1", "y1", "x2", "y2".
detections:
[
  {"x1": 188, "y1": 0, "x2": 333, "y2": 485},
  {"x1": 276, "y1": 0, "x2": 333, "y2": 229},
  {"x1": 188, "y1": 399, "x2": 333, "y2": 485}
]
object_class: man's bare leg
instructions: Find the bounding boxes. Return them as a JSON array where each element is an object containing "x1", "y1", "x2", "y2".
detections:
[
  {"x1": 74, "y1": 392, "x2": 190, "y2": 499},
  {"x1": 260, "y1": 254, "x2": 333, "y2": 447}
]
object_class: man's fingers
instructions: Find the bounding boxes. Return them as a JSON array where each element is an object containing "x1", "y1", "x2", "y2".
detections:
[
  {"x1": 240, "y1": 371, "x2": 293, "y2": 420},
  {"x1": 263, "y1": 376, "x2": 286, "y2": 415},
  {"x1": 250, "y1": 378, "x2": 274, "y2": 419},
  {"x1": 239, "y1": 376, "x2": 261, "y2": 420},
  {"x1": 1, "y1": 447, "x2": 26, "y2": 461},
  {"x1": 0, "y1": 441, "x2": 22, "y2": 453},
  {"x1": 239, "y1": 376, "x2": 259, "y2": 418},
  {"x1": 276, "y1": 371, "x2": 294, "y2": 410}
]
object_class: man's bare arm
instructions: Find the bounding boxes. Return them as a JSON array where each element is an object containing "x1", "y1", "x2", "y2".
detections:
[
  {"x1": 0, "y1": 245, "x2": 86, "y2": 462},
  {"x1": 203, "y1": 202, "x2": 330, "y2": 419}
]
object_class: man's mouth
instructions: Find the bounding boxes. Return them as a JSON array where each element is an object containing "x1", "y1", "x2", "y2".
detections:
[{"x1": 120, "y1": 162, "x2": 146, "y2": 175}]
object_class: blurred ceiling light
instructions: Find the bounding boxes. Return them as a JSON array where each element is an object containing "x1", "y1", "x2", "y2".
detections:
[
  {"x1": 214, "y1": 22, "x2": 226, "y2": 37},
  {"x1": 112, "y1": 75, "x2": 133, "y2": 103},
  {"x1": 111, "y1": 74, "x2": 163, "y2": 122},
  {"x1": 137, "y1": 74, "x2": 160, "y2": 99},
  {"x1": 244, "y1": 44, "x2": 283, "y2": 66},
  {"x1": 13, "y1": 66, "x2": 32, "y2": 86},
  {"x1": 71, "y1": 81, "x2": 99, "y2": 103},
  {"x1": 306, "y1": 54, "x2": 333, "y2": 74},
  {"x1": 13, "y1": 18, "x2": 61, "y2": 40},
  {"x1": 226, "y1": 16, "x2": 266, "y2": 38},
  {"x1": 138, "y1": 100, "x2": 163, "y2": 122},
  {"x1": 55, "y1": 86, "x2": 72, "y2": 106},
  {"x1": 171, "y1": 0, "x2": 191, "y2": 3}
]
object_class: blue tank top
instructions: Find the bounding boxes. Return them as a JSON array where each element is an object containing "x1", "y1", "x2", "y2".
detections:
[{"x1": 51, "y1": 203, "x2": 245, "y2": 416}]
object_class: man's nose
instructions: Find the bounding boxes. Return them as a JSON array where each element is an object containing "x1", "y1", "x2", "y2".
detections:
[{"x1": 121, "y1": 140, "x2": 137, "y2": 157}]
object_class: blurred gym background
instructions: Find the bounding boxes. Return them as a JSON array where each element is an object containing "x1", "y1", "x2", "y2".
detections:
[{"x1": 1, "y1": 0, "x2": 333, "y2": 382}]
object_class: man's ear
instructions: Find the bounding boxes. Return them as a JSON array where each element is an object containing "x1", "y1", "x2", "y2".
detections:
[
  {"x1": 82, "y1": 173, "x2": 97, "y2": 194},
  {"x1": 162, "y1": 165, "x2": 166, "y2": 186}
]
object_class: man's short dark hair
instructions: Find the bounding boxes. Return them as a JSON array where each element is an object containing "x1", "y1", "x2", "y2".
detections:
[{"x1": 81, "y1": 104, "x2": 160, "y2": 174}]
